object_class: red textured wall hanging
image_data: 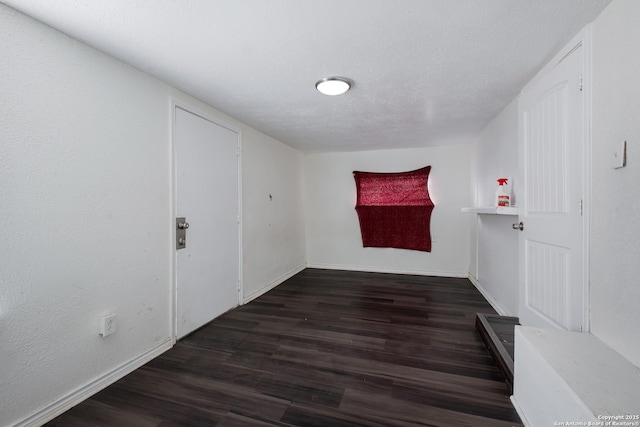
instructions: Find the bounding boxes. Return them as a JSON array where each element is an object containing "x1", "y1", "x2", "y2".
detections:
[{"x1": 353, "y1": 166, "x2": 434, "y2": 252}]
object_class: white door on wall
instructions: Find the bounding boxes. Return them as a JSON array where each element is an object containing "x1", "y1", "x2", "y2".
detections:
[
  {"x1": 175, "y1": 106, "x2": 240, "y2": 339},
  {"x1": 518, "y1": 41, "x2": 587, "y2": 332}
]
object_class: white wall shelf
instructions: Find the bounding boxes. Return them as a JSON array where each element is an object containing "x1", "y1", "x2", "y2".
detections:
[{"x1": 461, "y1": 206, "x2": 519, "y2": 215}]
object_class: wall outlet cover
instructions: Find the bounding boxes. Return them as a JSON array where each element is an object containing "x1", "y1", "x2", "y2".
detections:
[{"x1": 100, "y1": 314, "x2": 117, "y2": 337}]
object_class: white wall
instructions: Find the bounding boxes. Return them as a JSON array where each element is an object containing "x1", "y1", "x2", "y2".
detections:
[
  {"x1": 472, "y1": 99, "x2": 519, "y2": 209},
  {"x1": 590, "y1": 0, "x2": 640, "y2": 368},
  {"x1": 0, "y1": 5, "x2": 306, "y2": 425},
  {"x1": 0, "y1": 6, "x2": 172, "y2": 425},
  {"x1": 469, "y1": 99, "x2": 520, "y2": 315},
  {"x1": 305, "y1": 145, "x2": 472, "y2": 276},
  {"x1": 241, "y1": 126, "x2": 306, "y2": 302}
]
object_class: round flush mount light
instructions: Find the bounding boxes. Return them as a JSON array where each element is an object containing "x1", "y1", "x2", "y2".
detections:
[{"x1": 315, "y1": 77, "x2": 352, "y2": 96}]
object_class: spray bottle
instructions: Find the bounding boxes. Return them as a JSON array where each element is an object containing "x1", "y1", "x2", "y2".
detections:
[{"x1": 495, "y1": 178, "x2": 510, "y2": 207}]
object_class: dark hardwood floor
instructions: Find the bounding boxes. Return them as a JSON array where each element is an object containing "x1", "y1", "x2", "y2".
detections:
[{"x1": 46, "y1": 269, "x2": 523, "y2": 426}]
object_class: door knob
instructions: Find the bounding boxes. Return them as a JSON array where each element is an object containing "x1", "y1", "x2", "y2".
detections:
[
  {"x1": 178, "y1": 237, "x2": 186, "y2": 245},
  {"x1": 512, "y1": 221, "x2": 524, "y2": 231},
  {"x1": 178, "y1": 222, "x2": 190, "y2": 230}
]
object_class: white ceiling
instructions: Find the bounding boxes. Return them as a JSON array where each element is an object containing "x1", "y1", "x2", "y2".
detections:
[{"x1": 3, "y1": 0, "x2": 611, "y2": 152}]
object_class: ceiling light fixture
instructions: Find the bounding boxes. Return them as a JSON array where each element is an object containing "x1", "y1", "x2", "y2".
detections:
[{"x1": 315, "y1": 77, "x2": 352, "y2": 96}]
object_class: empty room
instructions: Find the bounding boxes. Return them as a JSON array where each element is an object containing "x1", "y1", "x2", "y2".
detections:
[{"x1": 1, "y1": 1, "x2": 639, "y2": 426}]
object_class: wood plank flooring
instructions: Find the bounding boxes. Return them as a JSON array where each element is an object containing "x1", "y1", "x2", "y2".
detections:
[{"x1": 46, "y1": 269, "x2": 523, "y2": 426}]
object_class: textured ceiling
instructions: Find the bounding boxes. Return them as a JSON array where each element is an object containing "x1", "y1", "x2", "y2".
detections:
[{"x1": 3, "y1": 0, "x2": 611, "y2": 152}]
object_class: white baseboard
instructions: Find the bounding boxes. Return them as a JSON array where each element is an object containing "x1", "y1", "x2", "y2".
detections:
[
  {"x1": 305, "y1": 262, "x2": 467, "y2": 278},
  {"x1": 467, "y1": 273, "x2": 509, "y2": 316},
  {"x1": 14, "y1": 339, "x2": 173, "y2": 427},
  {"x1": 242, "y1": 264, "x2": 306, "y2": 304}
]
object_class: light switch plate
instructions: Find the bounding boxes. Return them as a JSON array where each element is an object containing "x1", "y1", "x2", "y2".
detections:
[{"x1": 611, "y1": 140, "x2": 627, "y2": 169}]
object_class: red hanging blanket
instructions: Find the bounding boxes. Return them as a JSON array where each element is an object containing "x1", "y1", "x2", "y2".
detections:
[{"x1": 353, "y1": 166, "x2": 434, "y2": 252}]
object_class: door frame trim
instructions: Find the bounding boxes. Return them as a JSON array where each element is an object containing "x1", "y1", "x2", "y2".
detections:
[
  {"x1": 518, "y1": 27, "x2": 591, "y2": 332},
  {"x1": 169, "y1": 97, "x2": 243, "y2": 341},
  {"x1": 581, "y1": 27, "x2": 592, "y2": 333}
]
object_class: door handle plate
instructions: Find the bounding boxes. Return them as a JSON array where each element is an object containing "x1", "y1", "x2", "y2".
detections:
[{"x1": 176, "y1": 217, "x2": 188, "y2": 249}]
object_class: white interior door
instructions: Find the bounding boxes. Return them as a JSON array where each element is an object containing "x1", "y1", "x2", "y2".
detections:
[
  {"x1": 518, "y1": 42, "x2": 586, "y2": 332},
  {"x1": 175, "y1": 106, "x2": 240, "y2": 339}
]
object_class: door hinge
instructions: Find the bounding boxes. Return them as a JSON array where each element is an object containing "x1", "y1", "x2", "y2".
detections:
[
  {"x1": 579, "y1": 74, "x2": 583, "y2": 92},
  {"x1": 580, "y1": 199, "x2": 583, "y2": 216},
  {"x1": 237, "y1": 214, "x2": 241, "y2": 224}
]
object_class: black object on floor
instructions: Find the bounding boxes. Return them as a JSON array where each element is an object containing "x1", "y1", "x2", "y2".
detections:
[{"x1": 476, "y1": 313, "x2": 520, "y2": 392}]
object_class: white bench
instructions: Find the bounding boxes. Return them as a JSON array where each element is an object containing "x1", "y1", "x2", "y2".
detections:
[{"x1": 512, "y1": 326, "x2": 640, "y2": 426}]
